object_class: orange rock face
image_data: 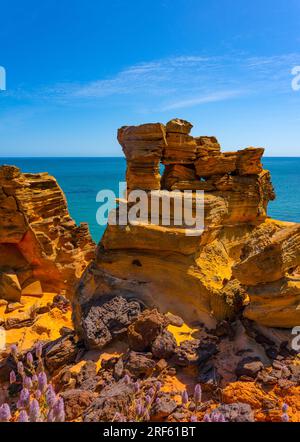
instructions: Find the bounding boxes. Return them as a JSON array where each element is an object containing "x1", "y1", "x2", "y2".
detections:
[
  {"x1": 73, "y1": 118, "x2": 300, "y2": 332},
  {"x1": 0, "y1": 165, "x2": 95, "y2": 300}
]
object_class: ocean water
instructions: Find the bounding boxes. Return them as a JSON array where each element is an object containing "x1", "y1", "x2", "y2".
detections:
[{"x1": 0, "y1": 157, "x2": 299, "y2": 243}]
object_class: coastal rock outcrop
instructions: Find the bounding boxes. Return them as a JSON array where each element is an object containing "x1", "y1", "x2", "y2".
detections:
[
  {"x1": 73, "y1": 118, "x2": 299, "y2": 338},
  {"x1": 0, "y1": 165, "x2": 95, "y2": 300}
]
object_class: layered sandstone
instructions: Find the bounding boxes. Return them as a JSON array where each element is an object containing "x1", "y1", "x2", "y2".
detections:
[
  {"x1": 0, "y1": 165, "x2": 95, "y2": 301},
  {"x1": 73, "y1": 118, "x2": 300, "y2": 338}
]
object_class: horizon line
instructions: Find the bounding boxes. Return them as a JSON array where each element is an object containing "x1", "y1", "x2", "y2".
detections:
[{"x1": 1, "y1": 155, "x2": 300, "y2": 159}]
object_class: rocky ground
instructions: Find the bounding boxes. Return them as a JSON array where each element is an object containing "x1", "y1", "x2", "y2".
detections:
[{"x1": 0, "y1": 295, "x2": 299, "y2": 422}]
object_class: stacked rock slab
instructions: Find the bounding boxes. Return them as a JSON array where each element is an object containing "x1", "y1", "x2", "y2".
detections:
[
  {"x1": 73, "y1": 119, "x2": 300, "y2": 345},
  {"x1": 118, "y1": 123, "x2": 166, "y2": 192},
  {"x1": 0, "y1": 165, "x2": 95, "y2": 301}
]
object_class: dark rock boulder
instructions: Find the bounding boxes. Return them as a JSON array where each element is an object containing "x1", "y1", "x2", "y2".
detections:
[
  {"x1": 81, "y1": 296, "x2": 141, "y2": 350},
  {"x1": 124, "y1": 351, "x2": 156, "y2": 377},
  {"x1": 151, "y1": 330, "x2": 176, "y2": 359},
  {"x1": 61, "y1": 389, "x2": 97, "y2": 421},
  {"x1": 151, "y1": 393, "x2": 177, "y2": 420},
  {"x1": 44, "y1": 334, "x2": 79, "y2": 372},
  {"x1": 75, "y1": 360, "x2": 100, "y2": 391},
  {"x1": 83, "y1": 379, "x2": 135, "y2": 422},
  {"x1": 214, "y1": 402, "x2": 254, "y2": 422},
  {"x1": 128, "y1": 309, "x2": 167, "y2": 351},
  {"x1": 235, "y1": 356, "x2": 263, "y2": 379},
  {"x1": 172, "y1": 339, "x2": 200, "y2": 366}
]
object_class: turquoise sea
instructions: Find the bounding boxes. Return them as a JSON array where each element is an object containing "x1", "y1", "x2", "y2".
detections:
[{"x1": 0, "y1": 157, "x2": 299, "y2": 243}]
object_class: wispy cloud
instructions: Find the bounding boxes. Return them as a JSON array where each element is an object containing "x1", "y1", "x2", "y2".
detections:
[
  {"x1": 161, "y1": 90, "x2": 244, "y2": 111},
  {"x1": 7, "y1": 53, "x2": 300, "y2": 111}
]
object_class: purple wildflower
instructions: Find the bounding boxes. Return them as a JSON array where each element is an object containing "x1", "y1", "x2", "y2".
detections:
[
  {"x1": 194, "y1": 384, "x2": 202, "y2": 404},
  {"x1": 203, "y1": 413, "x2": 211, "y2": 422},
  {"x1": 211, "y1": 412, "x2": 221, "y2": 422},
  {"x1": 35, "y1": 389, "x2": 42, "y2": 401},
  {"x1": 281, "y1": 413, "x2": 289, "y2": 422},
  {"x1": 0, "y1": 403, "x2": 11, "y2": 422},
  {"x1": 38, "y1": 371, "x2": 47, "y2": 392},
  {"x1": 145, "y1": 395, "x2": 152, "y2": 406},
  {"x1": 135, "y1": 402, "x2": 144, "y2": 418},
  {"x1": 18, "y1": 410, "x2": 29, "y2": 422},
  {"x1": 190, "y1": 415, "x2": 198, "y2": 422},
  {"x1": 53, "y1": 398, "x2": 65, "y2": 422},
  {"x1": 181, "y1": 389, "x2": 189, "y2": 405},
  {"x1": 218, "y1": 413, "x2": 226, "y2": 422},
  {"x1": 9, "y1": 370, "x2": 16, "y2": 384},
  {"x1": 26, "y1": 352, "x2": 33, "y2": 366},
  {"x1": 32, "y1": 374, "x2": 38, "y2": 387},
  {"x1": 23, "y1": 376, "x2": 33, "y2": 390},
  {"x1": 155, "y1": 381, "x2": 162, "y2": 390},
  {"x1": 10, "y1": 344, "x2": 18, "y2": 358},
  {"x1": 46, "y1": 385, "x2": 57, "y2": 408},
  {"x1": 282, "y1": 403, "x2": 289, "y2": 413},
  {"x1": 47, "y1": 409, "x2": 55, "y2": 423},
  {"x1": 133, "y1": 381, "x2": 140, "y2": 393},
  {"x1": 148, "y1": 387, "x2": 155, "y2": 397},
  {"x1": 17, "y1": 388, "x2": 30, "y2": 408},
  {"x1": 29, "y1": 399, "x2": 41, "y2": 422}
]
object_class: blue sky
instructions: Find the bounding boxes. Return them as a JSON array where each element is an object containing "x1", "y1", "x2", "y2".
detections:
[{"x1": 0, "y1": 0, "x2": 300, "y2": 156}]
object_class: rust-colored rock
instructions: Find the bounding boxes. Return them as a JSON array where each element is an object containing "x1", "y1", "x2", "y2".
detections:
[
  {"x1": 195, "y1": 151, "x2": 237, "y2": 177},
  {"x1": 128, "y1": 309, "x2": 167, "y2": 351},
  {"x1": 236, "y1": 147, "x2": 264, "y2": 175},
  {"x1": 0, "y1": 165, "x2": 95, "y2": 299},
  {"x1": 163, "y1": 119, "x2": 197, "y2": 164}
]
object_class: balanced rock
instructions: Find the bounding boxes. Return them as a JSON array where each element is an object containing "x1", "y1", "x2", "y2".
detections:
[
  {"x1": 163, "y1": 119, "x2": 197, "y2": 164},
  {"x1": 236, "y1": 147, "x2": 264, "y2": 175}
]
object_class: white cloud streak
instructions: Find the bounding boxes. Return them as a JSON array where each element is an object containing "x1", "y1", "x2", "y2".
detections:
[{"x1": 7, "y1": 53, "x2": 300, "y2": 111}]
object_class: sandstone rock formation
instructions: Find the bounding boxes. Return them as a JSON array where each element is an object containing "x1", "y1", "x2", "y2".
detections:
[
  {"x1": 0, "y1": 165, "x2": 95, "y2": 300},
  {"x1": 73, "y1": 118, "x2": 299, "y2": 342}
]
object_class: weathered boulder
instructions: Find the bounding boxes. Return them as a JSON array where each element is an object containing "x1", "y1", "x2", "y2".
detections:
[
  {"x1": 214, "y1": 402, "x2": 255, "y2": 422},
  {"x1": 162, "y1": 119, "x2": 196, "y2": 165},
  {"x1": 124, "y1": 351, "x2": 156, "y2": 377},
  {"x1": 151, "y1": 330, "x2": 177, "y2": 359},
  {"x1": 128, "y1": 309, "x2": 167, "y2": 351},
  {"x1": 61, "y1": 389, "x2": 97, "y2": 421},
  {"x1": 235, "y1": 356, "x2": 264, "y2": 379},
  {"x1": 118, "y1": 123, "x2": 166, "y2": 192},
  {"x1": 236, "y1": 147, "x2": 264, "y2": 175},
  {"x1": 195, "y1": 152, "x2": 237, "y2": 177},
  {"x1": 151, "y1": 393, "x2": 177, "y2": 420},
  {"x1": 83, "y1": 379, "x2": 135, "y2": 422},
  {"x1": 44, "y1": 334, "x2": 79, "y2": 372},
  {"x1": 80, "y1": 296, "x2": 141, "y2": 350}
]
